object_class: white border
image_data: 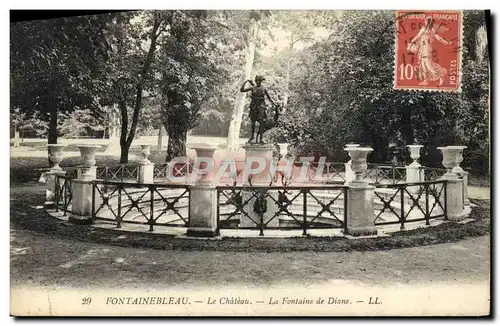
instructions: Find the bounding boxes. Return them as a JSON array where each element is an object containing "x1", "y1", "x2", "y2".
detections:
[{"x1": 2, "y1": 1, "x2": 497, "y2": 325}]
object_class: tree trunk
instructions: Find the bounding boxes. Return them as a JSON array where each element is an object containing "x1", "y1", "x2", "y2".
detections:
[
  {"x1": 400, "y1": 109, "x2": 414, "y2": 145},
  {"x1": 165, "y1": 127, "x2": 187, "y2": 162},
  {"x1": 226, "y1": 17, "x2": 259, "y2": 152},
  {"x1": 13, "y1": 126, "x2": 20, "y2": 148},
  {"x1": 283, "y1": 38, "x2": 294, "y2": 110},
  {"x1": 119, "y1": 102, "x2": 129, "y2": 164},
  {"x1": 120, "y1": 145, "x2": 130, "y2": 164},
  {"x1": 48, "y1": 107, "x2": 58, "y2": 144},
  {"x1": 106, "y1": 106, "x2": 121, "y2": 155}
]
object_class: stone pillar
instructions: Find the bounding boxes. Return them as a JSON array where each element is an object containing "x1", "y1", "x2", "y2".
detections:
[
  {"x1": 44, "y1": 144, "x2": 66, "y2": 208},
  {"x1": 139, "y1": 145, "x2": 154, "y2": 183},
  {"x1": 70, "y1": 145, "x2": 100, "y2": 224},
  {"x1": 344, "y1": 147, "x2": 377, "y2": 236},
  {"x1": 186, "y1": 144, "x2": 218, "y2": 237},
  {"x1": 406, "y1": 145, "x2": 424, "y2": 192},
  {"x1": 449, "y1": 146, "x2": 470, "y2": 207},
  {"x1": 437, "y1": 147, "x2": 465, "y2": 221},
  {"x1": 344, "y1": 143, "x2": 360, "y2": 184},
  {"x1": 240, "y1": 143, "x2": 279, "y2": 229}
]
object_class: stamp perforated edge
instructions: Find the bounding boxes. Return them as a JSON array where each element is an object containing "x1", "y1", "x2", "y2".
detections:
[{"x1": 392, "y1": 10, "x2": 464, "y2": 93}]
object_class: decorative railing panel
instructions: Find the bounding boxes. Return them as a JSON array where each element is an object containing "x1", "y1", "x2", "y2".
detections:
[
  {"x1": 373, "y1": 180, "x2": 447, "y2": 230},
  {"x1": 153, "y1": 162, "x2": 192, "y2": 181},
  {"x1": 96, "y1": 164, "x2": 140, "y2": 182},
  {"x1": 55, "y1": 175, "x2": 73, "y2": 216},
  {"x1": 422, "y1": 167, "x2": 447, "y2": 181},
  {"x1": 91, "y1": 180, "x2": 190, "y2": 231},
  {"x1": 217, "y1": 185, "x2": 348, "y2": 236},
  {"x1": 363, "y1": 164, "x2": 407, "y2": 185}
]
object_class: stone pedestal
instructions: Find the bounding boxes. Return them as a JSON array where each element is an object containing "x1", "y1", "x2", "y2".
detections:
[
  {"x1": 453, "y1": 169, "x2": 470, "y2": 206},
  {"x1": 186, "y1": 145, "x2": 218, "y2": 237},
  {"x1": 139, "y1": 163, "x2": 155, "y2": 184},
  {"x1": 437, "y1": 146, "x2": 467, "y2": 220},
  {"x1": 406, "y1": 163, "x2": 424, "y2": 193},
  {"x1": 44, "y1": 144, "x2": 66, "y2": 208},
  {"x1": 139, "y1": 144, "x2": 154, "y2": 184},
  {"x1": 69, "y1": 179, "x2": 98, "y2": 224},
  {"x1": 242, "y1": 143, "x2": 275, "y2": 184},
  {"x1": 240, "y1": 143, "x2": 279, "y2": 229},
  {"x1": 69, "y1": 145, "x2": 100, "y2": 224},
  {"x1": 406, "y1": 145, "x2": 424, "y2": 192},
  {"x1": 442, "y1": 175, "x2": 466, "y2": 221},
  {"x1": 345, "y1": 183, "x2": 377, "y2": 236},
  {"x1": 187, "y1": 184, "x2": 218, "y2": 237},
  {"x1": 344, "y1": 163, "x2": 355, "y2": 184}
]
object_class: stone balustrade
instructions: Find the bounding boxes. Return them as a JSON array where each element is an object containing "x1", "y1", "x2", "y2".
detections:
[{"x1": 45, "y1": 142, "x2": 471, "y2": 237}]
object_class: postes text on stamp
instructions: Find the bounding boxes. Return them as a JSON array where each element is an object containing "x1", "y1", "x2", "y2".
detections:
[{"x1": 394, "y1": 10, "x2": 463, "y2": 92}]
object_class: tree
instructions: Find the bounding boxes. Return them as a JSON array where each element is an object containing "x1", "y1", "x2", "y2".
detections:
[
  {"x1": 158, "y1": 10, "x2": 234, "y2": 161},
  {"x1": 100, "y1": 11, "x2": 170, "y2": 163},
  {"x1": 273, "y1": 10, "x2": 489, "y2": 173},
  {"x1": 10, "y1": 14, "x2": 113, "y2": 145}
]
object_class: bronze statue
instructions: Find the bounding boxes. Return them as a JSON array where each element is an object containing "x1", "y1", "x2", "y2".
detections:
[{"x1": 240, "y1": 75, "x2": 279, "y2": 144}]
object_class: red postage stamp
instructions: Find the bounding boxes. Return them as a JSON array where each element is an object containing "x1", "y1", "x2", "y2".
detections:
[{"x1": 394, "y1": 10, "x2": 463, "y2": 92}]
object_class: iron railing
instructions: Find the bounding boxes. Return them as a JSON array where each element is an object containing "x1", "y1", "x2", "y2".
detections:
[
  {"x1": 216, "y1": 185, "x2": 348, "y2": 236},
  {"x1": 373, "y1": 180, "x2": 447, "y2": 230},
  {"x1": 363, "y1": 164, "x2": 407, "y2": 185},
  {"x1": 96, "y1": 164, "x2": 140, "y2": 182},
  {"x1": 153, "y1": 162, "x2": 192, "y2": 181},
  {"x1": 91, "y1": 180, "x2": 190, "y2": 231},
  {"x1": 55, "y1": 174, "x2": 73, "y2": 215},
  {"x1": 422, "y1": 167, "x2": 447, "y2": 181}
]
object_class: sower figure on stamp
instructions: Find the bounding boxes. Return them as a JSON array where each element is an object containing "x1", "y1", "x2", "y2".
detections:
[
  {"x1": 407, "y1": 16, "x2": 453, "y2": 86},
  {"x1": 240, "y1": 75, "x2": 277, "y2": 144}
]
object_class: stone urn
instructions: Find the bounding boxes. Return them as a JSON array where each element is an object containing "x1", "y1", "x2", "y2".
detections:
[
  {"x1": 345, "y1": 147, "x2": 373, "y2": 183},
  {"x1": 407, "y1": 145, "x2": 423, "y2": 167},
  {"x1": 47, "y1": 144, "x2": 65, "y2": 170},
  {"x1": 277, "y1": 142, "x2": 290, "y2": 160},
  {"x1": 188, "y1": 143, "x2": 217, "y2": 184},
  {"x1": 78, "y1": 145, "x2": 101, "y2": 168},
  {"x1": 437, "y1": 146, "x2": 462, "y2": 177},
  {"x1": 140, "y1": 144, "x2": 151, "y2": 164},
  {"x1": 447, "y1": 145, "x2": 467, "y2": 173}
]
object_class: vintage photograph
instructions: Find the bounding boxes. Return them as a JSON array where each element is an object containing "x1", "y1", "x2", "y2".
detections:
[{"x1": 9, "y1": 9, "x2": 490, "y2": 316}]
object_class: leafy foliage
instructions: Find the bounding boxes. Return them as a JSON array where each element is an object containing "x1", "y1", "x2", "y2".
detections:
[{"x1": 270, "y1": 10, "x2": 489, "y2": 174}]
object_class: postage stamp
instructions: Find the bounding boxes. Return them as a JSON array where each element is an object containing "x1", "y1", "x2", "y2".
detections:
[{"x1": 394, "y1": 10, "x2": 463, "y2": 92}]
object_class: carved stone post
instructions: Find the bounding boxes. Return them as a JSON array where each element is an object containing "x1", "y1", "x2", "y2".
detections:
[
  {"x1": 448, "y1": 145, "x2": 469, "y2": 207},
  {"x1": 344, "y1": 147, "x2": 377, "y2": 236},
  {"x1": 70, "y1": 145, "x2": 101, "y2": 224},
  {"x1": 406, "y1": 145, "x2": 424, "y2": 192},
  {"x1": 44, "y1": 144, "x2": 66, "y2": 208},
  {"x1": 437, "y1": 146, "x2": 465, "y2": 221},
  {"x1": 139, "y1": 144, "x2": 154, "y2": 184},
  {"x1": 187, "y1": 144, "x2": 218, "y2": 237},
  {"x1": 344, "y1": 143, "x2": 360, "y2": 185}
]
